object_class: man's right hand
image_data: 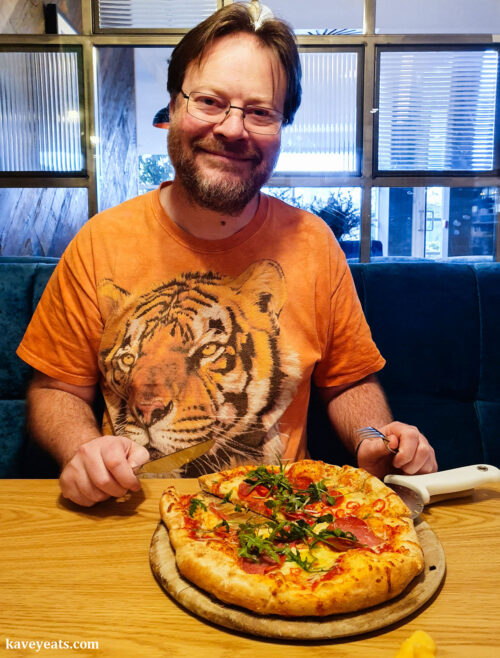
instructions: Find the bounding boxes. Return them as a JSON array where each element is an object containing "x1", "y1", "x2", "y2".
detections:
[{"x1": 59, "y1": 435, "x2": 150, "y2": 507}]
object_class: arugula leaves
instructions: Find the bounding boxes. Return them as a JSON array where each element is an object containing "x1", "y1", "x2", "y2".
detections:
[
  {"x1": 244, "y1": 465, "x2": 339, "y2": 517},
  {"x1": 237, "y1": 523, "x2": 282, "y2": 564},
  {"x1": 188, "y1": 497, "x2": 207, "y2": 517}
]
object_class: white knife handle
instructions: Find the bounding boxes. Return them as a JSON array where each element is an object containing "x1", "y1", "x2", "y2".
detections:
[{"x1": 384, "y1": 464, "x2": 500, "y2": 505}]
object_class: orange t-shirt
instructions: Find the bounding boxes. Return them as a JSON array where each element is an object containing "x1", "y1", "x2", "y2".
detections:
[{"x1": 17, "y1": 184, "x2": 385, "y2": 475}]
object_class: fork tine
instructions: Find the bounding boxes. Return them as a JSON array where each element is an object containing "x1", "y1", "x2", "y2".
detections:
[{"x1": 355, "y1": 426, "x2": 399, "y2": 455}]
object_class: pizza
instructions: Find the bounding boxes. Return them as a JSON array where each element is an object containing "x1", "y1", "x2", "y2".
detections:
[{"x1": 159, "y1": 460, "x2": 424, "y2": 617}]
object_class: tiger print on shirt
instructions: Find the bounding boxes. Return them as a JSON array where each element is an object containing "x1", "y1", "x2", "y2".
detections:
[{"x1": 98, "y1": 260, "x2": 301, "y2": 475}]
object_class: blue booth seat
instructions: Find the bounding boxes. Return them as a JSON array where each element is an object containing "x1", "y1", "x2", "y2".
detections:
[{"x1": 1, "y1": 256, "x2": 499, "y2": 477}]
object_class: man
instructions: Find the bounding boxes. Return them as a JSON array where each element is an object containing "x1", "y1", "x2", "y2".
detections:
[{"x1": 17, "y1": 3, "x2": 436, "y2": 507}]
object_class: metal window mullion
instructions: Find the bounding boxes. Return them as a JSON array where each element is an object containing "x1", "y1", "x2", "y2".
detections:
[
  {"x1": 82, "y1": 40, "x2": 98, "y2": 217},
  {"x1": 360, "y1": 40, "x2": 376, "y2": 262}
]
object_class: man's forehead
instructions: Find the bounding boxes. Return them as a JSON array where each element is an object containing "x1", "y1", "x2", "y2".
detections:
[{"x1": 183, "y1": 32, "x2": 286, "y2": 105}]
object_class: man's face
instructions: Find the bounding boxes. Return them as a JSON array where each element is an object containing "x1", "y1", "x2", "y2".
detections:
[{"x1": 167, "y1": 32, "x2": 286, "y2": 215}]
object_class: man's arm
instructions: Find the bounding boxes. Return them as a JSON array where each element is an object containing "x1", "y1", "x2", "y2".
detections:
[
  {"x1": 27, "y1": 371, "x2": 149, "y2": 506},
  {"x1": 317, "y1": 374, "x2": 437, "y2": 479}
]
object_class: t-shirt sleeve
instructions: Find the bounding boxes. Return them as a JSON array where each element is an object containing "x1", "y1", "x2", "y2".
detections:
[
  {"x1": 16, "y1": 222, "x2": 104, "y2": 387},
  {"x1": 313, "y1": 247, "x2": 385, "y2": 388}
]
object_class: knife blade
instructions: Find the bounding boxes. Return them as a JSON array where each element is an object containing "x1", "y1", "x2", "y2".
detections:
[
  {"x1": 384, "y1": 463, "x2": 500, "y2": 519},
  {"x1": 134, "y1": 438, "x2": 214, "y2": 476}
]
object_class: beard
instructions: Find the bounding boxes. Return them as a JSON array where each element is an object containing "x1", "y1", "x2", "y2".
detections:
[{"x1": 167, "y1": 124, "x2": 278, "y2": 216}]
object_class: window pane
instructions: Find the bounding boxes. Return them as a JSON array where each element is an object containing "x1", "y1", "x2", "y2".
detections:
[
  {"x1": 96, "y1": 47, "x2": 141, "y2": 211},
  {"x1": 264, "y1": 187, "x2": 362, "y2": 259},
  {"x1": 0, "y1": 188, "x2": 88, "y2": 256},
  {"x1": 376, "y1": 0, "x2": 500, "y2": 34},
  {"x1": 277, "y1": 51, "x2": 359, "y2": 173},
  {"x1": 235, "y1": 0, "x2": 364, "y2": 34},
  {"x1": 377, "y1": 49, "x2": 499, "y2": 172},
  {"x1": 97, "y1": 0, "x2": 217, "y2": 29},
  {"x1": 0, "y1": 49, "x2": 84, "y2": 173},
  {"x1": 371, "y1": 187, "x2": 497, "y2": 261},
  {"x1": 0, "y1": 1, "x2": 81, "y2": 34}
]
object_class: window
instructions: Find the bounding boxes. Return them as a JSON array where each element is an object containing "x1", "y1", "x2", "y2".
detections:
[
  {"x1": 277, "y1": 50, "x2": 361, "y2": 174},
  {"x1": 376, "y1": 0, "x2": 500, "y2": 34},
  {"x1": 371, "y1": 187, "x2": 497, "y2": 260},
  {"x1": 375, "y1": 47, "x2": 499, "y2": 173},
  {"x1": 0, "y1": 187, "x2": 88, "y2": 256},
  {"x1": 96, "y1": 0, "x2": 217, "y2": 30},
  {"x1": 264, "y1": 186, "x2": 362, "y2": 261},
  {"x1": 0, "y1": 47, "x2": 84, "y2": 174}
]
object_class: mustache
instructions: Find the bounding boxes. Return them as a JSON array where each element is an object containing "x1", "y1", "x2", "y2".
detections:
[{"x1": 192, "y1": 137, "x2": 262, "y2": 162}]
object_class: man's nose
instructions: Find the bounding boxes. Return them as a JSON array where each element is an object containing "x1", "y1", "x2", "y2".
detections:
[{"x1": 212, "y1": 106, "x2": 249, "y2": 140}]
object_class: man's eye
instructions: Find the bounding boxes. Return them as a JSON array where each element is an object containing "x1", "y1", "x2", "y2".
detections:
[
  {"x1": 247, "y1": 107, "x2": 272, "y2": 119},
  {"x1": 195, "y1": 95, "x2": 226, "y2": 110}
]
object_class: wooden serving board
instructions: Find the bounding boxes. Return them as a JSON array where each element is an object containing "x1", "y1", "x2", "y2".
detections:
[{"x1": 149, "y1": 519, "x2": 445, "y2": 640}]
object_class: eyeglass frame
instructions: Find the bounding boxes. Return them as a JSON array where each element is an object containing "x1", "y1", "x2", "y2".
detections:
[{"x1": 179, "y1": 89, "x2": 284, "y2": 135}]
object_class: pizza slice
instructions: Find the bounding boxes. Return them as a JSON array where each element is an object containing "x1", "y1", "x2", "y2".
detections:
[{"x1": 198, "y1": 460, "x2": 411, "y2": 525}]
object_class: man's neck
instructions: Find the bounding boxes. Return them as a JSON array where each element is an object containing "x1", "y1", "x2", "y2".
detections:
[{"x1": 159, "y1": 180, "x2": 259, "y2": 240}]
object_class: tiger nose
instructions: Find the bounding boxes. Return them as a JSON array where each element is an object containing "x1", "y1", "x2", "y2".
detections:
[{"x1": 137, "y1": 399, "x2": 174, "y2": 426}]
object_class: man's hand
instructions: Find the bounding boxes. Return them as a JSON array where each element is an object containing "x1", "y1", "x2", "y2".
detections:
[
  {"x1": 356, "y1": 421, "x2": 437, "y2": 480},
  {"x1": 59, "y1": 436, "x2": 150, "y2": 507}
]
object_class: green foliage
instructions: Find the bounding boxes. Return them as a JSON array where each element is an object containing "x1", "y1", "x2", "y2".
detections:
[
  {"x1": 138, "y1": 155, "x2": 174, "y2": 192},
  {"x1": 267, "y1": 189, "x2": 360, "y2": 241}
]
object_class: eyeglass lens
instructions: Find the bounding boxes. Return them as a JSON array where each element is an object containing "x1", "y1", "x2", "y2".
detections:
[{"x1": 186, "y1": 91, "x2": 282, "y2": 135}]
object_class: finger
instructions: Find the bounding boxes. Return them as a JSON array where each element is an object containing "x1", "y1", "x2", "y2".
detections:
[
  {"x1": 126, "y1": 444, "x2": 150, "y2": 470},
  {"x1": 100, "y1": 439, "x2": 143, "y2": 493},
  {"x1": 398, "y1": 438, "x2": 433, "y2": 475},
  {"x1": 73, "y1": 441, "x2": 129, "y2": 498},
  {"x1": 413, "y1": 449, "x2": 438, "y2": 475},
  {"x1": 391, "y1": 429, "x2": 420, "y2": 469},
  {"x1": 60, "y1": 461, "x2": 109, "y2": 507}
]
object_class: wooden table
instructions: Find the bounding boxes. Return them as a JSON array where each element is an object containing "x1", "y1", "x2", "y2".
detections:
[{"x1": 1, "y1": 479, "x2": 499, "y2": 658}]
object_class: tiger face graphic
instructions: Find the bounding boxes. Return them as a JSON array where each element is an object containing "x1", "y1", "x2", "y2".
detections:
[{"x1": 98, "y1": 260, "x2": 300, "y2": 475}]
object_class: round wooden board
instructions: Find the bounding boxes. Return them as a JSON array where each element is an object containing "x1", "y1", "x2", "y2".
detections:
[{"x1": 149, "y1": 520, "x2": 445, "y2": 640}]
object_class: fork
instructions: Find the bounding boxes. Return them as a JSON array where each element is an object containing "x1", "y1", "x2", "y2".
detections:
[{"x1": 355, "y1": 426, "x2": 399, "y2": 456}]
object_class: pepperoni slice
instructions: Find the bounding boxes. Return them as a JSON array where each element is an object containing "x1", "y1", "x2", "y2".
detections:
[
  {"x1": 333, "y1": 516, "x2": 381, "y2": 547},
  {"x1": 290, "y1": 475, "x2": 313, "y2": 490},
  {"x1": 237, "y1": 481, "x2": 254, "y2": 498},
  {"x1": 239, "y1": 554, "x2": 283, "y2": 574}
]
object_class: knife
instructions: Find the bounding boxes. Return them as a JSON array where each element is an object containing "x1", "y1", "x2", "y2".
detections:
[
  {"x1": 134, "y1": 438, "x2": 215, "y2": 476},
  {"x1": 384, "y1": 464, "x2": 500, "y2": 519}
]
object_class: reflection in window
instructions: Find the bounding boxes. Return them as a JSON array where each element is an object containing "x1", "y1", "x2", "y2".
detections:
[
  {"x1": 371, "y1": 187, "x2": 497, "y2": 261},
  {"x1": 0, "y1": 188, "x2": 88, "y2": 256},
  {"x1": 377, "y1": 49, "x2": 499, "y2": 172}
]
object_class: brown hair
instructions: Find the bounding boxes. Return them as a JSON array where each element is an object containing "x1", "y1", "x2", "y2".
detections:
[{"x1": 167, "y1": 3, "x2": 301, "y2": 125}]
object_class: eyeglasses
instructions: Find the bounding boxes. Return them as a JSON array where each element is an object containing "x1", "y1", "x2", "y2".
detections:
[{"x1": 180, "y1": 90, "x2": 283, "y2": 135}]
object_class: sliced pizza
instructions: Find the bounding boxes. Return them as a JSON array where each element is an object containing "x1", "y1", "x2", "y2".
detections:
[{"x1": 160, "y1": 461, "x2": 424, "y2": 617}]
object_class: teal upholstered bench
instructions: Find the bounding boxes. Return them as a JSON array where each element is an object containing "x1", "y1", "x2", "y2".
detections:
[{"x1": 2, "y1": 256, "x2": 499, "y2": 477}]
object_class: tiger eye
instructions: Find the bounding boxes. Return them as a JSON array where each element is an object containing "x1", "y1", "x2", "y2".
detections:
[
  {"x1": 201, "y1": 343, "x2": 218, "y2": 357},
  {"x1": 121, "y1": 353, "x2": 135, "y2": 365}
]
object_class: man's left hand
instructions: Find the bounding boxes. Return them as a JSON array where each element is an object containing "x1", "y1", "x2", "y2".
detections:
[{"x1": 356, "y1": 421, "x2": 437, "y2": 480}]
